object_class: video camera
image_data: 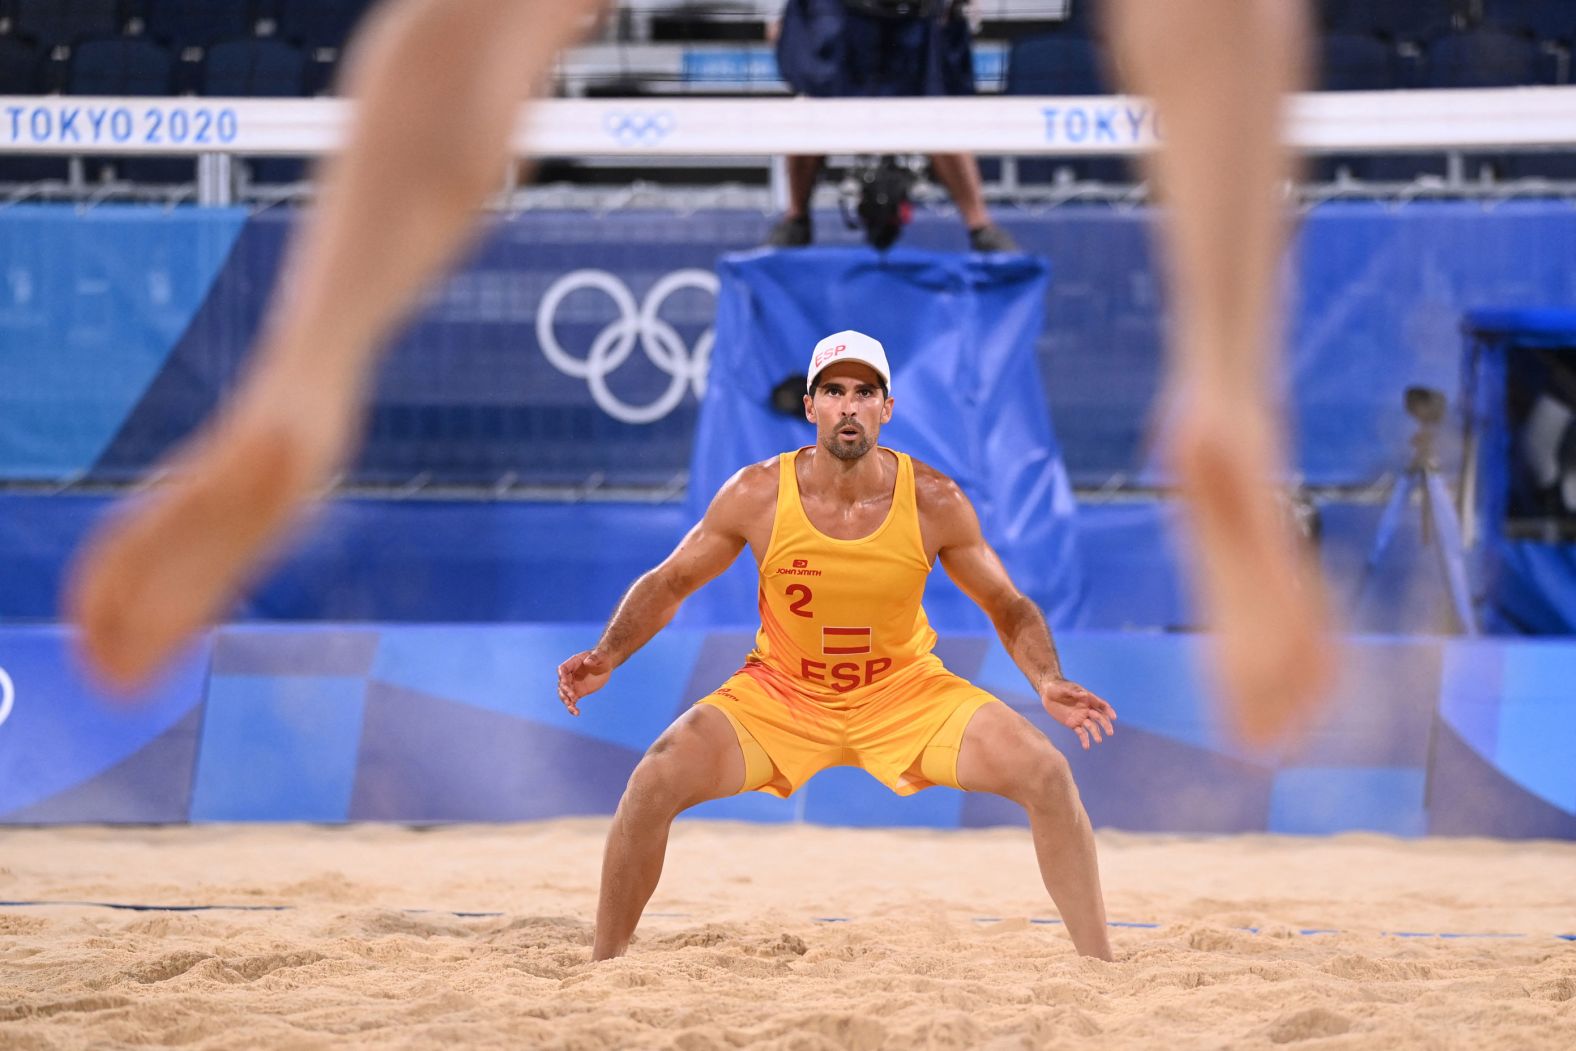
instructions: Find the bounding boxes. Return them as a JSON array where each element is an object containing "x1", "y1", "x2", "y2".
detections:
[{"x1": 842, "y1": 156, "x2": 918, "y2": 250}]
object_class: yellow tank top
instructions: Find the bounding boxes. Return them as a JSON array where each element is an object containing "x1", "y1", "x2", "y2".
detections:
[{"x1": 744, "y1": 447, "x2": 940, "y2": 707}]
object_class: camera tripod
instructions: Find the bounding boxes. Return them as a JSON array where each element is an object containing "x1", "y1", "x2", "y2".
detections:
[{"x1": 1354, "y1": 387, "x2": 1478, "y2": 634}]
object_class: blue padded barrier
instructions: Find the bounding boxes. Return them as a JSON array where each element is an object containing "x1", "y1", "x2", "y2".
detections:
[{"x1": 1, "y1": 624, "x2": 1572, "y2": 837}]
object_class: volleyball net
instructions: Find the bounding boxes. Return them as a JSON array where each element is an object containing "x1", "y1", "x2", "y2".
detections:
[{"x1": 4, "y1": 86, "x2": 1576, "y2": 163}]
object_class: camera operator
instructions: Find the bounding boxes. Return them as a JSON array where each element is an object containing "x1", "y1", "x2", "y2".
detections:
[{"x1": 767, "y1": 0, "x2": 1018, "y2": 252}]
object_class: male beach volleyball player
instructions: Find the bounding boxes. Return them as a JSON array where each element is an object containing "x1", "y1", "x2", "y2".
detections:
[
  {"x1": 558, "y1": 331, "x2": 1116, "y2": 961},
  {"x1": 67, "y1": 0, "x2": 1331, "y2": 745}
]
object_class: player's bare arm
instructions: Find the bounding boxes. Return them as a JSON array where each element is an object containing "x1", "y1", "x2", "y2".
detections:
[
  {"x1": 556, "y1": 461, "x2": 776, "y2": 713},
  {"x1": 916, "y1": 464, "x2": 1116, "y2": 750}
]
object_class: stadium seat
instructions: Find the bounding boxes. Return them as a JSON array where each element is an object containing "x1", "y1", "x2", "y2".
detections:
[
  {"x1": 1319, "y1": 0, "x2": 1462, "y2": 43},
  {"x1": 0, "y1": 33, "x2": 45, "y2": 93},
  {"x1": 1005, "y1": 31, "x2": 1110, "y2": 96},
  {"x1": 1479, "y1": 1, "x2": 1576, "y2": 43},
  {"x1": 1424, "y1": 26, "x2": 1547, "y2": 87},
  {"x1": 66, "y1": 36, "x2": 174, "y2": 95},
  {"x1": 201, "y1": 36, "x2": 308, "y2": 96},
  {"x1": 141, "y1": 0, "x2": 254, "y2": 52},
  {"x1": 1318, "y1": 33, "x2": 1403, "y2": 92},
  {"x1": 13, "y1": 0, "x2": 122, "y2": 49},
  {"x1": 275, "y1": 0, "x2": 374, "y2": 52}
]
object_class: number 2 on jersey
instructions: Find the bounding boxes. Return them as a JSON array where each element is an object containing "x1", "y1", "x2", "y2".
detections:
[{"x1": 785, "y1": 583, "x2": 813, "y2": 618}]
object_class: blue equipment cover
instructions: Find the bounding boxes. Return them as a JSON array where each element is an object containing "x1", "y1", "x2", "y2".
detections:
[
  {"x1": 1462, "y1": 308, "x2": 1576, "y2": 633},
  {"x1": 688, "y1": 247, "x2": 1083, "y2": 629}
]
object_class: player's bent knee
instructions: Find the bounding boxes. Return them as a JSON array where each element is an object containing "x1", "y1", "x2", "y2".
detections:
[
  {"x1": 623, "y1": 708, "x2": 742, "y2": 815},
  {"x1": 990, "y1": 737, "x2": 1072, "y2": 811},
  {"x1": 623, "y1": 748, "x2": 702, "y2": 818},
  {"x1": 1022, "y1": 746, "x2": 1077, "y2": 813}
]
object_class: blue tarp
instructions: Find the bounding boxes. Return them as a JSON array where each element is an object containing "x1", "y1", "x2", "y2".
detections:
[{"x1": 1462, "y1": 308, "x2": 1576, "y2": 634}]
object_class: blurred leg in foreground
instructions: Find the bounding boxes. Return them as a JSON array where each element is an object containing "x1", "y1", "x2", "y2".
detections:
[{"x1": 1108, "y1": 0, "x2": 1335, "y2": 745}]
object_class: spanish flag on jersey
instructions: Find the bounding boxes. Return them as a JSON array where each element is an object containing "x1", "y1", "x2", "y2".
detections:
[{"x1": 742, "y1": 447, "x2": 942, "y2": 707}]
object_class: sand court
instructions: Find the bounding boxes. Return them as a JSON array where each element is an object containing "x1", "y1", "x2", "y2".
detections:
[{"x1": 2, "y1": 821, "x2": 1572, "y2": 1049}]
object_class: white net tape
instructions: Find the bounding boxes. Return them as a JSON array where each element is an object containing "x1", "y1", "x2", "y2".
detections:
[{"x1": 4, "y1": 88, "x2": 1576, "y2": 158}]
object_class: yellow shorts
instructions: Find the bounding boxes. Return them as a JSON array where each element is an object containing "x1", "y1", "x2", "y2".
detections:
[{"x1": 696, "y1": 664, "x2": 1000, "y2": 799}]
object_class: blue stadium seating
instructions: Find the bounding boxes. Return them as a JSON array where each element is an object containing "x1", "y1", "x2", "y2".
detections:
[
  {"x1": 0, "y1": 33, "x2": 44, "y2": 93},
  {"x1": 1479, "y1": 1, "x2": 1576, "y2": 42},
  {"x1": 140, "y1": 0, "x2": 253, "y2": 51},
  {"x1": 14, "y1": 0, "x2": 122, "y2": 49},
  {"x1": 201, "y1": 37, "x2": 308, "y2": 96},
  {"x1": 1006, "y1": 31, "x2": 1109, "y2": 95},
  {"x1": 1320, "y1": 0, "x2": 1462, "y2": 42},
  {"x1": 66, "y1": 35, "x2": 174, "y2": 95},
  {"x1": 275, "y1": 0, "x2": 374, "y2": 51},
  {"x1": 1318, "y1": 33, "x2": 1404, "y2": 92},
  {"x1": 1424, "y1": 26, "x2": 1548, "y2": 87}
]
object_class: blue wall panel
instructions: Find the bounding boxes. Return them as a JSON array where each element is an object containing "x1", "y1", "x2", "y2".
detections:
[
  {"x1": 4, "y1": 624, "x2": 1570, "y2": 837},
  {"x1": 191, "y1": 674, "x2": 367, "y2": 822},
  {"x1": 0, "y1": 627, "x2": 209, "y2": 821},
  {"x1": 1268, "y1": 767, "x2": 1429, "y2": 838},
  {"x1": 0, "y1": 206, "x2": 246, "y2": 478}
]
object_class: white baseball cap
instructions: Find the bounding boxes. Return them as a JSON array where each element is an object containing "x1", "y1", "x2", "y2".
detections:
[{"x1": 806, "y1": 330, "x2": 892, "y2": 393}]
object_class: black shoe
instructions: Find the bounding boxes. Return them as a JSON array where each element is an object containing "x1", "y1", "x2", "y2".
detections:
[
  {"x1": 765, "y1": 214, "x2": 812, "y2": 247},
  {"x1": 968, "y1": 223, "x2": 1018, "y2": 253}
]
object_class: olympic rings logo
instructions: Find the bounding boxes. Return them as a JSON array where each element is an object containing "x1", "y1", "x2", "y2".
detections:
[
  {"x1": 536, "y1": 268, "x2": 718, "y2": 425},
  {"x1": 0, "y1": 664, "x2": 13, "y2": 729},
  {"x1": 602, "y1": 109, "x2": 675, "y2": 147}
]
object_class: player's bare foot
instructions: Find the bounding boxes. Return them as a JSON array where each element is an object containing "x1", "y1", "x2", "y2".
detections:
[
  {"x1": 66, "y1": 404, "x2": 343, "y2": 691},
  {"x1": 1171, "y1": 397, "x2": 1337, "y2": 748}
]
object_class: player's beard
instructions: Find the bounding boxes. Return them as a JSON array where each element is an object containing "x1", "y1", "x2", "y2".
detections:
[{"x1": 825, "y1": 418, "x2": 873, "y2": 461}]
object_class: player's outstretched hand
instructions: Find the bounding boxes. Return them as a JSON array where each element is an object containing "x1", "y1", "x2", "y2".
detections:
[
  {"x1": 556, "y1": 650, "x2": 614, "y2": 716},
  {"x1": 1040, "y1": 678, "x2": 1117, "y2": 751}
]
